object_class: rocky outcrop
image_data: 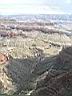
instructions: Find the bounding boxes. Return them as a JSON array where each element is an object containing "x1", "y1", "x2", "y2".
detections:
[
  {"x1": 0, "y1": 53, "x2": 8, "y2": 64},
  {"x1": 31, "y1": 46, "x2": 72, "y2": 96},
  {"x1": 1, "y1": 46, "x2": 72, "y2": 96},
  {"x1": 0, "y1": 53, "x2": 37, "y2": 95},
  {"x1": 0, "y1": 53, "x2": 17, "y2": 95}
]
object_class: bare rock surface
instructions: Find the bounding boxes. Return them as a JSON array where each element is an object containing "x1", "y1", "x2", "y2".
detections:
[
  {"x1": 31, "y1": 46, "x2": 72, "y2": 96},
  {"x1": 0, "y1": 21, "x2": 72, "y2": 96},
  {"x1": 0, "y1": 45, "x2": 72, "y2": 96}
]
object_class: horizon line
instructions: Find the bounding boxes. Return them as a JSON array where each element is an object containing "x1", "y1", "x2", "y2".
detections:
[{"x1": 0, "y1": 13, "x2": 72, "y2": 16}]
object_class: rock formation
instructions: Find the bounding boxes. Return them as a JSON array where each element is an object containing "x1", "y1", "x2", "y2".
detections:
[
  {"x1": 0, "y1": 53, "x2": 17, "y2": 95},
  {"x1": 31, "y1": 46, "x2": 72, "y2": 96},
  {"x1": 0, "y1": 53, "x2": 8, "y2": 64},
  {"x1": 0, "y1": 46, "x2": 72, "y2": 96},
  {"x1": 0, "y1": 53, "x2": 36, "y2": 95}
]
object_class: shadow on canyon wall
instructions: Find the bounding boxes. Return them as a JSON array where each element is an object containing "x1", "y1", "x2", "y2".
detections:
[{"x1": 1, "y1": 46, "x2": 72, "y2": 96}]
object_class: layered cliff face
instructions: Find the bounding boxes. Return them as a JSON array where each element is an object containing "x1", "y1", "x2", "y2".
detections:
[
  {"x1": 0, "y1": 54, "x2": 17, "y2": 95},
  {"x1": 0, "y1": 52, "x2": 41, "y2": 95},
  {"x1": 0, "y1": 46, "x2": 72, "y2": 96},
  {"x1": 31, "y1": 46, "x2": 72, "y2": 96},
  {"x1": 0, "y1": 21, "x2": 72, "y2": 96}
]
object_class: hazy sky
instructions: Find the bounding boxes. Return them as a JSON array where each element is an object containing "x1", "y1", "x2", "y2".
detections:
[{"x1": 0, "y1": 0, "x2": 72, "y2": 15}]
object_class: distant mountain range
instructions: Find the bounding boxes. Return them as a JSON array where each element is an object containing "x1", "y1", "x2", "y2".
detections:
[{"x1": 0, "y1": 14, "x2": 72, "y2": 22}]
